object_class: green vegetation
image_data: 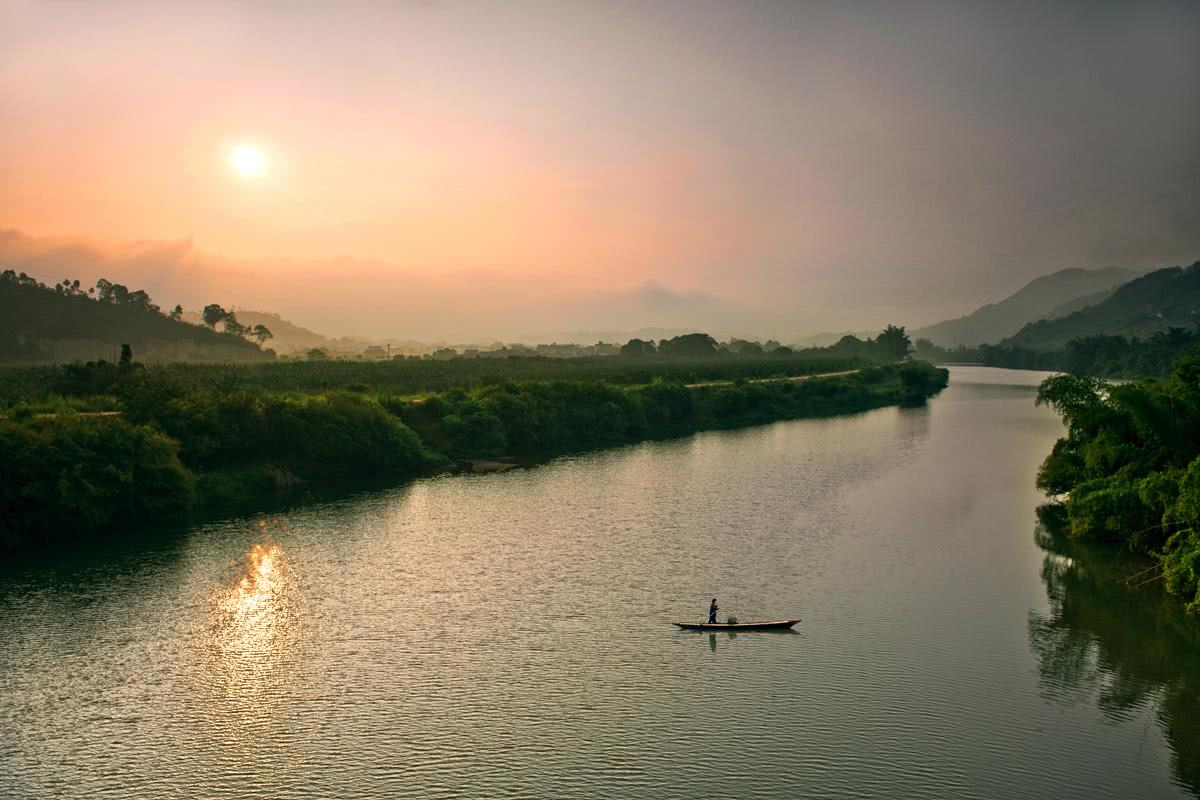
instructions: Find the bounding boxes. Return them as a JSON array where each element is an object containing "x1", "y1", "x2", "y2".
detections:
[
  {"x1": 0, "y1": 356, "x2": 947, "y2": 550},
  {"x1": 0, "y1": 351, "x2": 865, "y2": 406},
  {"x1": 0, "y1": 270, "x2": 272, "y2": 364},
  {"x1": 917, "y1": 327, "x2": 1200, "y2": 378},
  {"x1": 1034, "y1": 358, "x2": 1200, "y2": 612},
  {"x1": 389, "y1": 361, "x2": 945, "y2": 459}
]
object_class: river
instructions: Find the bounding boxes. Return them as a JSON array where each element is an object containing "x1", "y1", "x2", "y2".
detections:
[{"x1": 1, "y1": 367, "x2": 1197, "y2": 799}]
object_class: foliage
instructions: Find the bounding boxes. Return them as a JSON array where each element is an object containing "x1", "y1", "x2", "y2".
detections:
[
  {"x1": 806, "y1": 327, "x2": 914, "y2": 362},
  {"x1": 0, "y1": 357, "x2": 948, "y2": 550},
  {"x1": 916, "y1": 326, "x2": 1200, "y2": 380},
  {"x1": 657, "y1": 333, "x2": 719, "y2": 357},
  {"x1": 114, "y1": 372, "x2": 435, "y2": 477},
  {"x1": 1035, "y1": 356, "x2": 1200, "y2": 610},
  {"x1": 620, "y1": 338, "x2": 656, "y2": 356},
  {"x1": 0, "y1": 413, "x2": 193, "y2": 547},
  {"x1": 392, "y1": 362, "x2": 948, "y2": 459},
  {"x1": 0, "y1": 351, "x2": 867, "y2": 406},
  {"x1": 875, "y1": 325, "x2": 914, "y2": 361}
]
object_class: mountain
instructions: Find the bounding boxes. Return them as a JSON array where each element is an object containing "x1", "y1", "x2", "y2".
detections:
[
  {"x1": 913, "y1": 266, "x2": 1142, "y2": 347},
  {"x1": 997, "y1": 261, "x2": 1200, "y2": 351},
  {"x1": 0, "y1": 272, "x2": 271, "y2": 364}
]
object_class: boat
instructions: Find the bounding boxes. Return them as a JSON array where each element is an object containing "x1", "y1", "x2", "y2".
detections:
[{"x1": 671, "y1": 619, "x2": 801, "y2": 632}]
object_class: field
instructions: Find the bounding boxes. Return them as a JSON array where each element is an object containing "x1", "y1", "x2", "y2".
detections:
[{"x1": 0, "y1": 352, "x2": 864, "y2": 407}]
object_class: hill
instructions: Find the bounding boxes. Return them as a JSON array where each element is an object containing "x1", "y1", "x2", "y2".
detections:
[
  {"x1": 0, "y1": 271, "x2": 272, "y2": 364},
  {"x1": 997, "y1": 261, "x2": 1200, "y2": 351},
  {"x1": 183, "y1": 309, "x2": 329, "y2": 355},
  {"x1": 913, "y1": 266, "x2": 1141, "y2": 347}
]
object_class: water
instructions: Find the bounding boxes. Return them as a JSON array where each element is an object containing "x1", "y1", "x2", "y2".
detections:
[{"x1": 2, "y1": 367, "x2": 1197, "y2": 799}]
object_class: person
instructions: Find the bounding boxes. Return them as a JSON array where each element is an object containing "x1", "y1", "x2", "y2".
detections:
[{"x1": 708, "y1": 598, "x2": 719, "y2": 624}]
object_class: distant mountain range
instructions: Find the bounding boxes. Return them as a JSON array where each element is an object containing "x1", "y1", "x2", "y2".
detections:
[
  {"x1": 912, "y1": 266, "x2": 1143, "y2": 347},
  {"x1": 997, "y1": 261, "x2": 1200, "y2": 350}
]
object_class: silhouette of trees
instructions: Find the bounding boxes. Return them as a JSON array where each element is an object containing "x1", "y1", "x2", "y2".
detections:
[
  {"x1": 620, "y1": 338, "x2": 657, "y2": 356},
  {"x1": 202, "y1": 304, "x2": 227, "y2": 329},
  {"x1": 658, "y1": 333, "x2": 718, "y2": 357},
  {"x1": 223, "y1": 317, "x2": 248, "y2": 337},
  {"x1": 728, "y1": 338, "x2": 764, "y2": 355},
  {"x1": 875, "y1": 325, "x2": 913, "y2": 360}
]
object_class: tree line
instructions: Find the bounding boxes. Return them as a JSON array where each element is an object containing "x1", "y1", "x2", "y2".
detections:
[
  {"x1": 0, "y1": 269, "x2": 272, "y2": 348},
  {"x1": 914, "y1": 327, "x2": 1200, "y2": 378},
  {"x1": 0, "y1": 361, "x2": 948, "y2": 549},
  {"x1": 621, "y1": 325, "x2": 914, "y2": 362}
]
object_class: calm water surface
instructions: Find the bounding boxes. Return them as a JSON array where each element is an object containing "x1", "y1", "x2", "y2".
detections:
[{"x1": 2, "y1": 367, "x2": 1198, "y2": 799}]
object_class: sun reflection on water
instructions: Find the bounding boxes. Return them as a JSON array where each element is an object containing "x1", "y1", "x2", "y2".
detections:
[{"x1": 205, "y1": 532, "x2": 302, "y2": 730}]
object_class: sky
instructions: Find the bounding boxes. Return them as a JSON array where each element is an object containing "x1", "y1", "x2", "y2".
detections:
[{"x1": 1, "y1": 0, "x2": 1198, "y2": 341}]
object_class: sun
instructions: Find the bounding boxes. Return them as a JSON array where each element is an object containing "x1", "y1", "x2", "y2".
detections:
[{"x1": 229, "y1": 143, "x2": 268, "y2": 178}]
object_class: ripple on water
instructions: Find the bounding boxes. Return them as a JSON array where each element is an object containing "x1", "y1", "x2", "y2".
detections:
[{"x1": 0, "y1": 371, "x2": 1196, "y2": 799}]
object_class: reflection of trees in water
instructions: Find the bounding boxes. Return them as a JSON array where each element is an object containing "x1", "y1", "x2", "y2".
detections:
[{"x1": 1029, "y1": 508, "x2": 1200, "y2": 796}]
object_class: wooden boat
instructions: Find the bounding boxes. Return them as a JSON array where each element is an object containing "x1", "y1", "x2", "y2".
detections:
[{"x1": 672, "y1": 619, "x2": 801, "y2": 632}]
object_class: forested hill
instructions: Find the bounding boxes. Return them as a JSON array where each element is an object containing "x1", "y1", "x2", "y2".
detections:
[
  {"x1": 913, "y1": 266, "x2": 1140, "y2": 347},
  {"x1": 183, "y1": 309, "x2": 328, "y2": 355},
  {"x1": 998, "y1": 262, "x2": 1200, "y2": 351},
  {"x1": 0, "y1": 271, "x2": 272, "y2": 364}
]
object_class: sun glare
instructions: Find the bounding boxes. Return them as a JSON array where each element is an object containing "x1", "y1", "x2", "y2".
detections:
[{"x1": 229, "y1": 143, "x2": 268, "y2": 178}]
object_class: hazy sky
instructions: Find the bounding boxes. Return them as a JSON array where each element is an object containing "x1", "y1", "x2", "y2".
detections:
[{"x1": 2, "y1": 0, "x2": 1198, "y2": 340}]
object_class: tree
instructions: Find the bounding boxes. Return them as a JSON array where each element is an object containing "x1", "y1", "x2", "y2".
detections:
[
  {"x1": 126, "y1": 289, "x2": 159, "y2": 314},
  {"x1": 913, "y1": 337, "x2": 938, "y2": 359},
  {"x1": 729, "y1": 338, "x2": 764, "y2": 355},
  {"x1": 252, "y1": 324, "x2": 274, "y2": 344},
  {"x1": 223, "y1": 315, "x2": 248, "y2": 337},
  {"x1": 874, "y1": 325, "x2": 913, "y2": 361},
  {"x1": 169, "y1": 304, "x2": 183, "y2": 320},
  {"x1": 658, "y1": 333, "x2": 719, "y2": 357},
  {"x1": 94, "y1": 279, "x2": 131, "y2": 305},
  {"x1": 306, "y1": 347, "x2": 329, "y2": 360},
  {"x1": 202, "y1": 304, "x2": 227, "y2": 329},
  {"x1": 119, "y1": 344, "x2": 133, "y2": 366},
  {"x1": 620, "y1": 338, "x2": 657, "y2": 356}
]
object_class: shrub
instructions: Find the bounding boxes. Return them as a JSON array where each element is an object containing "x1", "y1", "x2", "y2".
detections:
[{"x1": 0, "y1": 414, "x2": 193, "y2": 546}]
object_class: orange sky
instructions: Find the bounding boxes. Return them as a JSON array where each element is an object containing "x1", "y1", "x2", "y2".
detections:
[{"x1": 2, "y1": 1, "x2": 1197, "y2": 339}]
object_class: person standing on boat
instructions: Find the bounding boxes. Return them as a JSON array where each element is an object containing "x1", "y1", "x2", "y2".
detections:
[{"x1": 708, "y1": 598, "x2": 719, "y2": 624}]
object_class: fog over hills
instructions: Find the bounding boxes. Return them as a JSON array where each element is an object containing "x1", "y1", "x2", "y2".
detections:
[
  {"x1": 998, "y1": 261, "x2": 1200, "y2": 351},
  {"x1": 2, "y1": 228, "x2": 1193, "y2": 346},
  {"x1": 912, "y1": 267, "x2": 1144, "y2": 348}
]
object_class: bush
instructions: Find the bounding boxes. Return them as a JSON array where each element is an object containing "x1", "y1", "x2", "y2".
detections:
[
  {"x1": 1066, "y1": 476, "x2": 1157, "y2": 542},
  {"x1": 0, "y1": 414, "x2": 193, "y2": 546}
]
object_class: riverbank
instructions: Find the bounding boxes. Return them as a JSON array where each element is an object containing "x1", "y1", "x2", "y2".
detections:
[
  {"x1": 1034, "y1": 361, "x2": 1200, "y2": 613},
  {"x1": 0, "y1": 361, "x2": 948, "y2": 550}
]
